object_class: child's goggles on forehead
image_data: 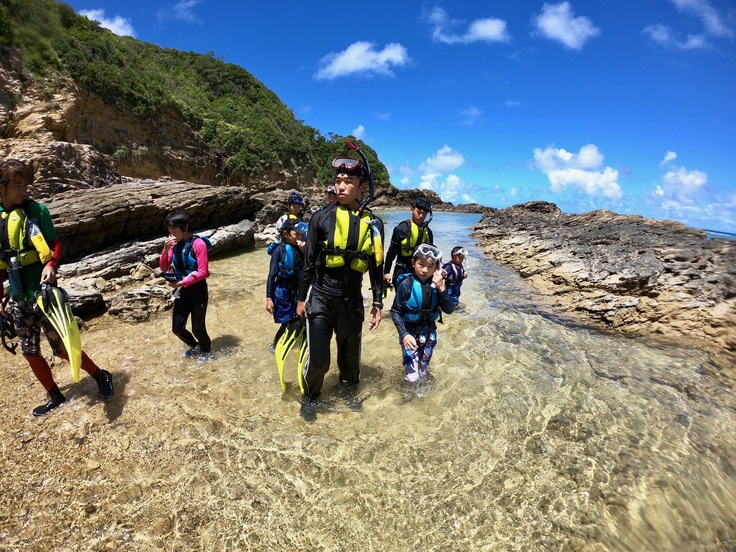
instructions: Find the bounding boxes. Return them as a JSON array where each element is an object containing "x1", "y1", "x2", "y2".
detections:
[
  {"x1": 413, "y1": 243, "x2": 443, "y2": 263},
  {"x1": 332, "y1": 156, "x2": 362, "y2": 172}
]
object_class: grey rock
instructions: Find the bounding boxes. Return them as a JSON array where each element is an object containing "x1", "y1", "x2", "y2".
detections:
[{"x1": 473, "y1": 202, "x2": 736, "y2": 352}]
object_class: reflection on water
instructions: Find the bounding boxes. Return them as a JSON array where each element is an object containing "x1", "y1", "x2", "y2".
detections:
[{"x1": 7, "y1": 211, "x2": 734, "y2": 550}]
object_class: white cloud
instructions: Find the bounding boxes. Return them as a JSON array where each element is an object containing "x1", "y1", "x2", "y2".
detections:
[
  {"x1": 419, "y1": 173, "x2": 466, "y2": 203},
  {"x1": 725, "y1": 192, "x2": 736, "y2": 209},
  {"x1": 533, "y1": 2, "x2": 600, "y2": 50},
  {"x1": 427, "y1": 7, "x2": 510, "y2": 45},
  {"x1": 644, "y1": 0, "x2": 734, "y2": 49},
  {"x1": 315, "y1": 41, "x2": 409, "y2": 80},
  {"x1": 79, "y1": 9, "x2": 135, "y2": 36},
  {"x1": 671, "y1": 0, "x2": 735, "y2": 38},
  {"x1": 419, "y1": 145, "x2": 465, "y2": 173},
  {"x1": 505, "y1": 100, "x2": 521, "y2": 107},
  {"x1": 658, "y1": 166, "x2": 708, "y2": 204},
  {"x1": 533, "y1": 144, "x2": 622, "y2": 199},
  {"x1": 401, "y1": 145, "x2": 469, "y2": 203},
  {"x1": 459, "y1": 106, "x2": 483, "y2": 126},
  {"x1": 352, "y1": 125, "x2": 366, "y2": 140},
  {"x1": 157, "y1": 0, "x2": 202, "y2": 23},
  {"x1": 660, "y1": 151, "x2": 678, "y2": 166}
]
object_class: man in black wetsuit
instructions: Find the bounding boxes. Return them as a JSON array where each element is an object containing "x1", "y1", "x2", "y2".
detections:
[
  {"x1": 295, "y1": 155, "x2": 384, "y2": 420},
  {"x1": 383, "y1": 197, "x2": 434, "y2": 286}
]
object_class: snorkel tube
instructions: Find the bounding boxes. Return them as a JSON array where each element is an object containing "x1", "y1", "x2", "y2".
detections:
[{"x1": 345, "y1": 140, "x2": 374, "y2": 213}]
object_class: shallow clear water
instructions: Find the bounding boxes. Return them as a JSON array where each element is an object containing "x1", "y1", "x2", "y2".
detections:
[{"x1": 3, "y1": 211, "x2": 733, "y2": 550}]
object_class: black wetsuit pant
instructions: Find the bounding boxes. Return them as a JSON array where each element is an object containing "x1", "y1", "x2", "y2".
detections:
[
  {"x1": 302, "y1": 289, "x2": 364, "y2": 399},
  {"x1": 172, "y1": 280, "x2": 211, "y2": 353}
]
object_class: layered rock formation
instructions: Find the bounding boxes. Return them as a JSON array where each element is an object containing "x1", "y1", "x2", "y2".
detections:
[{"x1": 473, "y1": 202, "x2": 736, "y2": 352}]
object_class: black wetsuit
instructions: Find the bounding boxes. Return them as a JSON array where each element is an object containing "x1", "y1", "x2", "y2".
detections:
[
  {"x1": 383, "y1": 220, "x2": 434, "y2": 283},
  {"x1": 297, "y1": 204, "x2": 384, "y2": 399}
]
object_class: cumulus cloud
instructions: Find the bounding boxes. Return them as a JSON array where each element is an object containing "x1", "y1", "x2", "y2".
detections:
[
  {"x1": 315, "y1": 41, "x2": 409, "y2": 80},
  {"x1": 399, "y1": 145, "x2": 471, "y2": 203},
  {"x1": 655, "y1": 166, "x2": 708, "y2": 205},
  {"x1": 426, "y1": 7, "x2": 510, "y2": 44},
  {"x1": 157, "y1": 0, "x2": 202, "y2": 23},
  {"x1": 660, "y1": 151, "x2": 678, "y2": 166},
  {"x1": 532, "y1": 2, "x2": 600, "y2": 50},
  {"x1": 644, "y1": 0, "x2": 734, "y2": 49},
  {"x1": 79, "y1": 9, "x2": 135, "y2": 36},
  {"x1": 419, "y1": 145, "x2": 465, "y2": 173},
  {"x1": 352, "y1": 125, "x2": 366, "y2": 140},
  {"x1": 419, "y1": 173, "x2": 468, "y2": 203},
  {"x1": 533, "y1": 144, "x2": 622, "y2": 199}
]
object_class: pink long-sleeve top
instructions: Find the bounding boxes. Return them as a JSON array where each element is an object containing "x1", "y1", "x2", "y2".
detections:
[{"x1": 159, "y1": 237, "x2": 210, "y2": 287}]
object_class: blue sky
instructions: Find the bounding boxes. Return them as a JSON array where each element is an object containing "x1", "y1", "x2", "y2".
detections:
[{"x1": 65, "y1": 1, "x2": 736, "y2": 233}]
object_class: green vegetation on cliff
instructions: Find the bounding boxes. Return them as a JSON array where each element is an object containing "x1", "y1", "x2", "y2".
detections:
[{"x1": 0, "y1": 0, "x2": 390, "y2": 187}]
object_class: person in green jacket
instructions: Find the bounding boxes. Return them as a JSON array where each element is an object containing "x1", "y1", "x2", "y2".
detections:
[{"x1": 0, "y1": 159, "x2": 114, "y2": 417}]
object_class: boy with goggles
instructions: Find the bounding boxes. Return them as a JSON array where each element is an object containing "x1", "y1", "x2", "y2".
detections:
[
  {"x1": 390, "y1": 243, "x2": 455, "y2": 386},
  {"x1": 384, "y1": 196, "x2": 434, "y2": 286},
  {"x1": 442, "y1": 246, "x2": 468, "y2": 306},
  {"x1": 295, "y1": 155, "x2": 384, "y2": 420}
]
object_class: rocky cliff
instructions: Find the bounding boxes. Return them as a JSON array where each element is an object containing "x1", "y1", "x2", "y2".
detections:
[
  {"x1": 1, "y1": 44, "x2": 319, "y2": 192},
  {"x1": 473, "y1": 202, "x2": 736, "y2": 353}
]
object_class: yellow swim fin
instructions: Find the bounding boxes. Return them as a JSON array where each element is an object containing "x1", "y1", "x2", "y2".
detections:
[
  {"x1": 274, "y1": 317, "x2": 305, "y2": 391},
  {"x1": 297, "y1": 331, "x2": 308, "y2": 395},
  {"x1": 36, "y1": 285, "x2": 82, "y2": 383}
]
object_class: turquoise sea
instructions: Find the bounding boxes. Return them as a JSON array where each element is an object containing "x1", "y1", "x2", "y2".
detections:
[{"x1": 3, "y1": 210, "x2": 733, "y2": 550}]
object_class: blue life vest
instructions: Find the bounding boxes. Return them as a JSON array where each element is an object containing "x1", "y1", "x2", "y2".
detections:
[
  {"x1": 173, "y1": 235, "x2": 212, "y2": 276},
  {"x1": 396, "y1": 273, "x2": 439, "y2": 324},
  {"x1": 268, "y1": 242, "x2": 300, "y2": 280}
]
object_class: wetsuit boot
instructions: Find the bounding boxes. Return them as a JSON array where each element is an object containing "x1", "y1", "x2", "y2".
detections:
[
  {"x1": 32, "y1": 385, "x2": 66, "y2": 417},
  {"x1": 92, "y1": 369, "x2": 115, "y2": 402}
]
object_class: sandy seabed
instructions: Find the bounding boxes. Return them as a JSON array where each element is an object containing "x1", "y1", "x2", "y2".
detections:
[{"x1": 2, "y1": 240, "x2": 735, "y2": 551}]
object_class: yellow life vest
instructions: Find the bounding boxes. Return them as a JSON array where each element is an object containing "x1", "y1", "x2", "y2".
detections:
[
  {"x1": 0, "y1": 207, "x2": 53, "y2": 269},
  {"x1": 322, "y1": 206, "x2": 377, "y2": 273},
  {"x1": 400, "y1": 221, "x2": 429, "y2": 257}
]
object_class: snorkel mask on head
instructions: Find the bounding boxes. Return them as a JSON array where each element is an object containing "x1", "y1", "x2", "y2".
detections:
[
  {"x1": 334, "y1": 140, "x2": 375, "y2": 212},
  {"x1": 413, "y1": 243, "x2": 442, "y2": 266},
  {"x1": 288, "y1": 193, "x2": 304, "y2": 206}
]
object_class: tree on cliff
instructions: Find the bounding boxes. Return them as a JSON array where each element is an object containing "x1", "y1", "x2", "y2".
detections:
[{"x1": 0, "y1": 0, "x2": 389, "y2": 190}]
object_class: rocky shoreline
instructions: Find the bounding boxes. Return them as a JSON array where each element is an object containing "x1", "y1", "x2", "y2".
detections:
[
  {"x1": 46, "y1": 177, "x2": 487, "y2": 318},
  {"x1": 472, "y1": 201, "x2": 736, "y2": 354},
  {"x1": 18, "y1": 174, "x2": 736, "y2": 356}
]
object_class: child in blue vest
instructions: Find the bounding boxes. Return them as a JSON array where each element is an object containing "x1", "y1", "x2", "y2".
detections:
[
  {"x1": 266, "y1": 219, "x2": 305, "y2": 336},
  {"x1": 159, "y1": 210, "x2": 213, "y2": 360},
  {"x1": 442, "y1": 246, "x2": 468, "y2": 306},
  {"x1": 390, "y1": 243, "x2": 455, "y2": 384}
]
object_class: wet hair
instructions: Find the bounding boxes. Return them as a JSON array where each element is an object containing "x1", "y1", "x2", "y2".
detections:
[
  {"x1": 281, "y1": 219, "x2": 299, "y2": 234},
  {"x1": 451, "y1": 246, "x2": 467, "y2": 257},
  {"x1": 413, "y1": 197, "x2": 432, "y2": 212},
  {"x1": 0, "y1": 159, "x2": 34, "y2": 188},
  {"x1": 164, "y1": 210, "x2": 191, "y2": 231}
]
